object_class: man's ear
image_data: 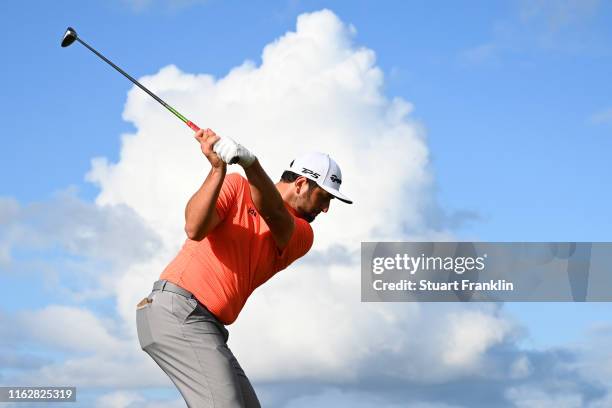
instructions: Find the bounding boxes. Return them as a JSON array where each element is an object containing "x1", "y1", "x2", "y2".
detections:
[{"x1": 295, "y1": 176, "x2": 309, "y2": 195}]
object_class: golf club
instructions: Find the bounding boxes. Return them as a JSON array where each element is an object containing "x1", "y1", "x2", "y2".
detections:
[{"x1": 61, "y1": 27, "x2": 238, "y2": 164}]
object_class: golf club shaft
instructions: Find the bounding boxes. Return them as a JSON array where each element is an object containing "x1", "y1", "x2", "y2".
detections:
[{"x1": 75, "y1": 37, "x2": 200, "y2": 132}]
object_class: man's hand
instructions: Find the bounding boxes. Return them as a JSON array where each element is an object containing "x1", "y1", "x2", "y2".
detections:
[
  {"x1": 213, "y1": 136, "x2": 256, "y2": 168},
  {"x1": 194, "y1": 129, "x2": 225, "y2": 169}
]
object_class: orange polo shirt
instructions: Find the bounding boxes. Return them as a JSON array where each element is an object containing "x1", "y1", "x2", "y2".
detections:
[{"x1": 160, "y1": 173, "x2": 314, "y2": 324}]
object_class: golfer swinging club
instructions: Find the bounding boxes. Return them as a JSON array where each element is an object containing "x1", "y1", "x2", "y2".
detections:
[{"x1": 136, "y1": 129, "x2": 352, "y2": 407}]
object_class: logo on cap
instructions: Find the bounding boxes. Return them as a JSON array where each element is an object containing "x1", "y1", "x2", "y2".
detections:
[
  {"x1": 301, "y1": 168, "x2": 321, "y2": 179},
  {"x1": 330, "y1": 174, "x2": 342, "y2": 185}
]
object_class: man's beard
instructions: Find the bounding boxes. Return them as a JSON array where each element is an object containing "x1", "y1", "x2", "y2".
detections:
[
  {"x1": 300, "y1": 211, "x2": 316, "y2": 223},
  {"x1": 297, "y1": 207, "x2": 317, "y2": 223}
]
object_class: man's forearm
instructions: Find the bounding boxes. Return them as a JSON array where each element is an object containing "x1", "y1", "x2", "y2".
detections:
[
  {"x1": 244, "y1": 159, "x2": 286, "y2": 219},
  {"x1": 184, "y1": 166, "x2": 226, "y2": 240}
]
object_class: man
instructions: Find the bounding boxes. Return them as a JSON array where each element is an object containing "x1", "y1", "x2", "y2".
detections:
[{"x1": 136, "y1": 129, "x2": 352, "y2": 407}]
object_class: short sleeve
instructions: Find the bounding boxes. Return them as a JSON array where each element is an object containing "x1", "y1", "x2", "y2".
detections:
[
  {"x1": 215, "y1": 173, "x2": 245, "y2": 220},
  {"x1": 274, "y1": 216, "x2": 314, "y2": 270}
]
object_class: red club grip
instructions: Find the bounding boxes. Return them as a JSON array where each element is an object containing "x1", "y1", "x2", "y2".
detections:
[
  {"x1": 186, "y1": 121, "x2": 200, "y2": 132},
  {"x1": 187, "y1": 120, "x2": 238, "y2": 164}
]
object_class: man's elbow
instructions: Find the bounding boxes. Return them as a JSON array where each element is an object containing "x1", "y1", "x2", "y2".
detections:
[
  {"x1": 184, "y1": 224, "x2": 206, "y2": 241},
  {"x1": 259, "y1": 202, "x2": 288, "y2": 221}
]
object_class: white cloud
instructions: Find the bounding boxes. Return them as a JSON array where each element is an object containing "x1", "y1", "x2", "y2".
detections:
[
  {"x1": 0, "y1": 190, "x2": 161, "y2": 271},
  {"x1": 588, "y1": 107, "x2": 612, "y2": 125},
  {"x1": 94, "y1": 391, "x2": 184, "y2": 408},
  {"x1": 510, "y1": 355, "x2": 533, "y2": 379},
  {"x1": 505, "y1": 386, "x2": 583, "y2": 408},
  {"x1": 280, "y1": 388, "x2": 464, "y2": 408},
  {"x1": 233, "y1": 263, "x2": 517, "y2": 384},
  {"x1": 82, "y1": 9, "x2": 515, "y2": 388},
  {"x1": 568, "y1": 324, "x2": 612, "y2": 398},
  {"x1": 86, "y1": 9, "x2": 434, "y2": 249},
  {"x1": 6, "y1": 304, "x2": 171, "y2": 389},
  {"x1": 95, "y1": 391, "x2": 143, "y2": 408},
  {"x1": 0, "y1": 190, "x2": 162, "y2": 306},
  {"x1": 18, "y1": 306, "x2": 125, "y2": 354},
  {"x1": 441, "y1": 310, "x2": 512, "y2": 368},
  {"x1": 588, "y1": 394, "x2": 612, "y2": 408}
]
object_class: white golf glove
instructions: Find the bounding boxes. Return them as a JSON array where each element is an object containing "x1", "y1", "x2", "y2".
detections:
[{"x1": 213, "y1": 137, "x2": 256, "y2": 168}]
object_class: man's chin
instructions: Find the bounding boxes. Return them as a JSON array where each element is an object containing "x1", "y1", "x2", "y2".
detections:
[{"x1": 299, "y1": 212, "x2": 317, "y2": 223}]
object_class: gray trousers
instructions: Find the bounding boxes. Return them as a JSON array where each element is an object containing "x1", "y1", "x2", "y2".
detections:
[{"x1": 136, "y1": 281, "x2": 260, "y2": 408}]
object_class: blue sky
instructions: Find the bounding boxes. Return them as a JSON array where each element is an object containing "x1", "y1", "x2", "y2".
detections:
[{"x1": 1, "y1": 1, "x2": 612, "y2": 407}]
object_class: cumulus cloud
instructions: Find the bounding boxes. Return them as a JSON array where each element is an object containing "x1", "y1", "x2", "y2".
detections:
[
  {"x1": 0, "y1": 190, "x2": 162, "y2": 302},
  {"x1": 81, "y1": 9, "x2": 509, "y2": 391},
  {"x1": 0, "y1": 190, "x2": 161, "y2": 271},
  {"x1": 86, "y1": 9, "x2": 435, "y2": 248},
  {"x1": 18, "y1": 306, "x2": 125, "y2": 354},
  {"x1": 441, "y1": 310, "x2": 512, "y2": 368},
  {"x1": 4, "y1": 304, "x2": 170, "y2": 389},
  {"x1": 566, "y1": 324, "x2": 612, "y2": 405}
]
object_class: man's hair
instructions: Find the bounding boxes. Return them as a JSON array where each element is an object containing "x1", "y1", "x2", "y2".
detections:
[{"x1": 280, "y1": 170, "x2": 318, "y2": 190}]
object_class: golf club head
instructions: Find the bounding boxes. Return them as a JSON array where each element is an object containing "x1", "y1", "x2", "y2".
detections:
[{"x1": 61, "y1": 27, "x2": 78, "y2": 47}]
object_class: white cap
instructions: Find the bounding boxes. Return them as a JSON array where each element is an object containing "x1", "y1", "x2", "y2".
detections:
[{"x1": 285, "y1": 152, "x2": 353, "y2": 204}]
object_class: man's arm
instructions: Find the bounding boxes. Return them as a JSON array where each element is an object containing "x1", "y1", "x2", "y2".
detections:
[
  {"x1": 184, "y1": 129, "x2": 227, "y2": 241},
  {"x1": 243, "y1": 159, "x2": 295, "y2": 249},
  {"x1": 212, "y1": 134, "x2": 295, "y2": 248}
]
